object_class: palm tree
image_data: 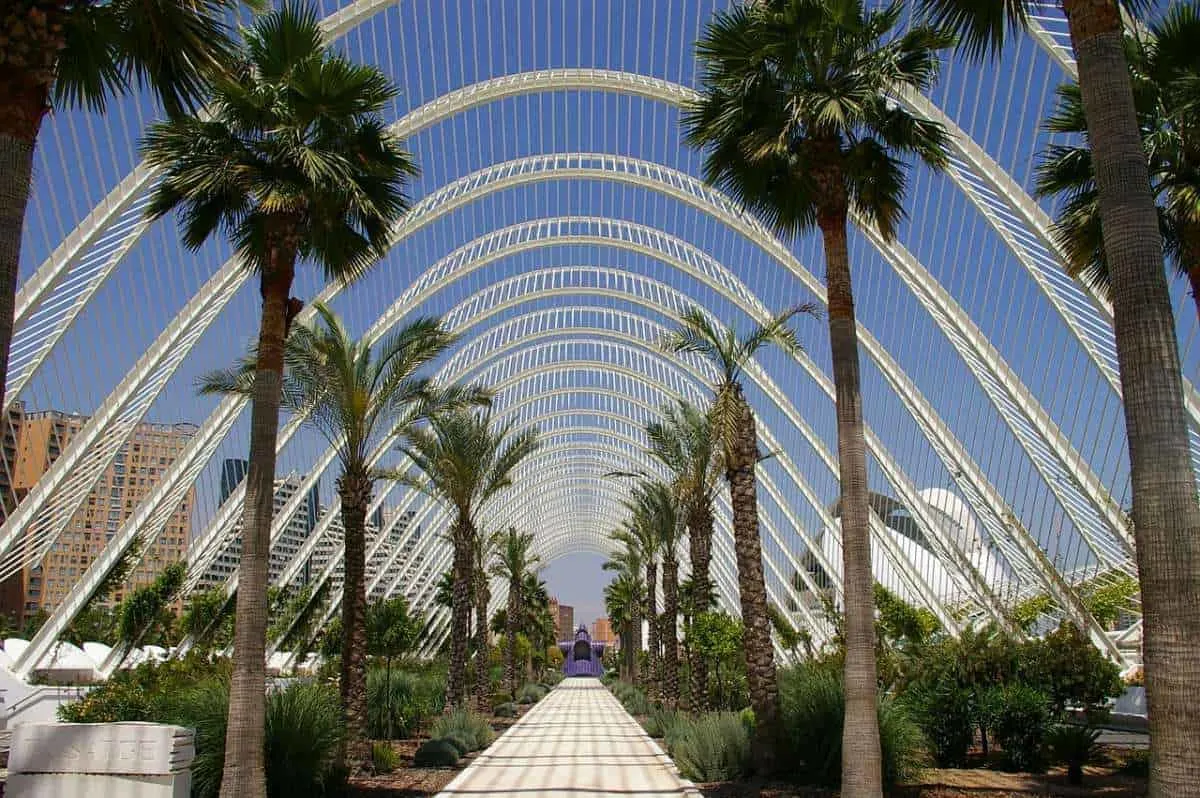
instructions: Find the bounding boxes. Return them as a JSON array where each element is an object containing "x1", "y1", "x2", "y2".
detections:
[
  {"x1": 613, "y1": 498, "x2": 663, "y2": 699},
  {"x1": 471, "y1": 530, "x2": 495, "y2": 712},
  {"x1": 396, "y1": 409, "x2": 540, "y2": 708},
  {"x1": 142, "y1": 7, "x2": 416, "y2": 793},
  {"x1": 662, "y1": 305, "x2": 814, "y2": 774},
  {"x1": 683, "y1": 2, "x2": 949, "y2": 788},
  {"x1": 490, "y1": 528, "x2": 542, "y2": 694},
  {"x1": 0, "y1": 0, "x2": 257, "y2": 427},
  {"x1": 645, "y1": 400, "x2": 723, "y2": 709},
  {"x1": 603, "y1": 568, "x2": 644, "y2": 682},
  {"x1": 919, "y1": 1, "x2": 1200, "y2": 791},
  {"x1": 199, "y1": 302, "x2": 479, "y2": 771},
  {"x1": 1036, "y1": 5, "x2": 1200, "y2": 321},
  {"x1": 631, "y1": 479, "x2": 684, "y2": 708}
]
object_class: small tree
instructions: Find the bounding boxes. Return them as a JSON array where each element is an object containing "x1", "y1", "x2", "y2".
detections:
[{"x1": 366, "y1": 597, "x2": 421, "y2": 739}]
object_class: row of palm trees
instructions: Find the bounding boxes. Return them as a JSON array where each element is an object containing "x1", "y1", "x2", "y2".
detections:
[
  {"x1": 604, "y1": 305, "x2": 809, "y2": 772},
  {"x1": 682, "y1": 1, "x2": 1200, "y2": 795}
]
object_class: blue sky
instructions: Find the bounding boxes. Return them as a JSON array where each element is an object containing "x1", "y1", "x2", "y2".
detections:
[{"x1": 15, "y1": 0, "x2": 1192, "y2": 619}]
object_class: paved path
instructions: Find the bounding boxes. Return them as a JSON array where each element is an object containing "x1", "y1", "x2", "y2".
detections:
[{"x1": 436, "y1": 677, "x2": 699, "y2": 797}]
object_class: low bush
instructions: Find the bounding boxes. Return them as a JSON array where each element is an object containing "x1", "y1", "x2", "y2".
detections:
[
  {"x1": 440, "y1": 733, "x2": 473, "y2": 756},
  {"x1": 610, "y1": 681, "x2": 651, "y2": 715},
  {"x1": 902, "y1": 677, "x2": 976, "y2": 767},
  {"x1": 494, "y1": 701, "x2": 519, "y2": 717},
  {"x1": 1048, "y1": 724, "x2": 1101, "y2": 785},
  {"x1": 986, "y1": 684, "x2": 1050, "y2": 773},
  {"x1": 777, "y1": 665, "x2": 926, "y2": 789},
  {"x1": 542, "y1": 670, "x2": 564, "y2": 686},
  {"x1": 413, "y1": 738, "x2": 460, "y2": 767},
  {"x1": 643, "y1": 708, "x2": 684, "y2": 740},
  {"x1": 366, "y1": 667, "x2": 446, "y2": 739},
  {"x1": 431, "y1": 709, "x2": 494, "y2": 752},
  {"x1": 184, "y1": 679, "x2": 344, "y2": 798},
  {"x1": 371, "y1": 741, "x2": 399, "y2": 774},
  {"x1": 670, "y1": 713, "x2": 752, "y2": 782},
  {"x1": 58, "y1": 655, "x2": 229, "y2": 723},
  {"x1": 517, "y1": 683, "x2": 548, "y2": 704}
]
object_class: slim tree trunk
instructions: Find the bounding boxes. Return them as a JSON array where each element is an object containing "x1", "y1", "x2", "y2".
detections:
[
  {"x1": 820, "y1": 210, "x2": 883, "y2": 798},
  {"x1": 662, "y1": 556, "x2": 679, "y2": 708},
  {"x1": 0, "y1": 14, "x2": 59, "y2": 426},
  {"x1": 726, "y1": 388, "x2": 779, "y2": 775},
  {"x1": 630, "y1": 607, "x2": 642, "y2": 684},
  {"x1": 1063, "y1": 3, "x2": 1200, "y2": 794},
  {"x1": 473, "y1": 569, "x2": 490, "y2": 713},
  {"x1": 645, "y1": 561, "x2": 659, "y2": 700},
  {"x1": 220, "y1": 244, "x2": 297, "y2": 798},
  {"x1": 338, "y1": 471, "x2": 371, "y2": 772},
  {"x1": 506, "y1": 577, "x2": 520, "y2": 695},
  {"x1": 448, "y1": 520, "x2": 473, "y2": 709},
  {"x1": 687, "y1": 506, "x2": 714, "y2": 711}
]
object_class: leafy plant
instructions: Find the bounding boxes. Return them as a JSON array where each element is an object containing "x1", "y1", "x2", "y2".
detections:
[
  {"x1": 413, "y1": 738, "x2": 460, "y2": 768},
  {"x1": 1119, "y1": 748, "x2": 1151, "y2": 777},
  {"x1": 517, "y1": 682, "x2": 548, "y2": 704},
  {"x1": 777, "y1": 664, "x2": 927, "y2": 789},
  {"x1": 366, "y1": 666, "x2": 446, "y2": 739},
  {"x1": 670, "y1": 712, "x2": 752, "y2": 782},
  {"x1": 986, "y1": 684, "x2": 1050, "y2": 773},
  {"x1": 643, "y1": 708, "x2": 685, "y2": 740},
  {"x1": 440, "y1": 733, "x2": 473, "y2": 756},
  {"x1": 58, "y1": 655, "x2": 230, "y2": 723},
  {"x1": 902, "y1": 677, "x2": 976, "y2": 767},
  {"x1": 430, "y1": 709, "x2": 494, "y2": 752},
  {"x1": 494, "y1": 702, "x2": 518, "y2": 718},
  {"x1": 1048, "y1": 724, "x2": 1101, "y2": 785},
  {"x1": 371, "y1": 741, "x2": 399, "y2": 774}
]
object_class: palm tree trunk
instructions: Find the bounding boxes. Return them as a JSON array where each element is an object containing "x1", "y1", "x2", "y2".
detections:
[
  {"x1": 821, "y1": 210, "x2": 883, "y2": 797},
  {"x1": 506, "y1": 578, "x2": 519, "y2": 695},
  {"x1": 662, "y1": 556, "x2": 679, "y2": 708},
  {"x1": 448, "y1": 520, "x2": 473, "y2": 709},
  {"x1": 630, "y1": 608, "x2": 642, "y2": 684},
  {"x1": 687, "y1": 506, "x2": 713, "y2": 710},
  {"x1": 645, "y1": 561, "x2": 659, "y2": 700},
  {"x1": 337, "y1": 471, "x2": 371, "y2": 772},
  {"x1": 0, "y1": 17, "x2": 58, "y2": 428},
  {"x1": 220, "y1": 243, "x2": 297, "y2": 798},
  {"x1": 725, "y1": 388, "x2": 779, "y2": 776},
  {"x1": 473, "y1": 573, "x2": 490, "y2": 713},
  {"x1": 1062, "y1": 4, "x2": 1200, "y2": 794}
]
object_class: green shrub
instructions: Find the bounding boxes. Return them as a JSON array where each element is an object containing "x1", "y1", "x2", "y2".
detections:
[
  {"x1": 431, "y1": 709, "x2": 494, "y2": 752},
  {"x1": 491, "y1": 691, "x2": 514, "y2": 708},
  {"x1": 986, "y1": 684, "x2": 1050, "y2": 773},
  {"x1": 371, "y1": 741, "x2": 399, "y2": 774},
  {"x1": 777, "y1": 665, "x2": 926, "y2": 789},
  {"x1": 610, "y1": 681, "x2": 651, "y2": 715},
  {"x1": 542, "y1": 670, "x2": 564, "y2": 686},
  {"x1": 440, "y1": 733, "x2": 473, "y2": 756},
  {"x1": 181, "y1": 679, "x2": 344, "y2": 798},
  {"x1": 494, "y1": 701, "x2": 519, "y2": 717},
  {"x1": 738, "y1": 707, "x2": 755, "y2": 733},
  {"x1": 1048, "y1": 724, "x2": 1100, "y2": 785},
  {"x1": 902, "y1": 678, "x2": 977, "y2": 767},
  {"x1": 413, "y1": 738, "x2": 460, "y2": 767},
  {"x1": 643, "y1": 708, "x2": 684, "y2": 740},
  {"x1": 58, "y1": 655, "x2": 229, "y2": 723},
  {"x1": 517, "y1": 683, "x2": 548, "y2": 704},
  {"x1": 671, "y1": 713, "x2": 752, "y2": 782},
  {"x1": 1118, "y1": 748, "x2": 1151, "y2": 777},
  {"x1": 366, "y1": 667, "x2": 446, "y2": 739}
]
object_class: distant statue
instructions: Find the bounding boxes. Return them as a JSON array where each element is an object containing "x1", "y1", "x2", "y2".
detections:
[{"x1": 558, "y1": 625, "x2": 604, "y2": 677}]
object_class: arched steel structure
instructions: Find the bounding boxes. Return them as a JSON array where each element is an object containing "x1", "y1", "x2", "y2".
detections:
[{"x1": 5, "y1": 0, "x2": 1176, "y2": 678}]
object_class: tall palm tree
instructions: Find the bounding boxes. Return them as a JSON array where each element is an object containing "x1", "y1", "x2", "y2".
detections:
[
  {"x1": 631, "y1": 479, "x2": 684, "y2": 708},
  {"x1": 396, "y1": 409, "x2": 540, "y2": 708},
  {"x1": 920, "y1": 1, "x2": 1200, "y2": 791},
  {"x1": 1036, "y1": 5, "x2": 1200, "y2": 321},
  {"x1": 613, "y1": 499, "x2": 663, "y2": 699},
  {"x1": 471, "y1": 530, "x2": 494, "y2": 712},
  {"x1": 663, "y1": 305, "x2": 814, "y2": 774},
  {"x1": 143, "y1": 7, "x2": 415, "y2": 795},
  {"x1": 603, "y1": 568, "x2": 644, "y2": 682},
  {"x1": 199, "y1": 302, "x2": 480, "y2": 771},
  {"x1": 645, "y1": 400, "x2": 723, "y2": 709},
  {"x1": 490, "y1": 527, "x2": 542, "y2": 694},
  {"x1": 0, "y1": 0, "x2": 257, "y2": 428},
  {"x1": 603, "y1": 539, "x2": 646, "y2": 683},
  {"x1": 683, "y1": 2, "x2": 949, "y2": 789}
]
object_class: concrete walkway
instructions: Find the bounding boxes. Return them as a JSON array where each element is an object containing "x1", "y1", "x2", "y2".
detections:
[{"x1": 436, "y1": 677, "x2": 699, "y2": 797}]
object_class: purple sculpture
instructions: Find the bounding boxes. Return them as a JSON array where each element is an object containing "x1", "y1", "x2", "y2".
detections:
[{"x1": 559, "y1": 625, "x2": 605, "y2": 677}]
